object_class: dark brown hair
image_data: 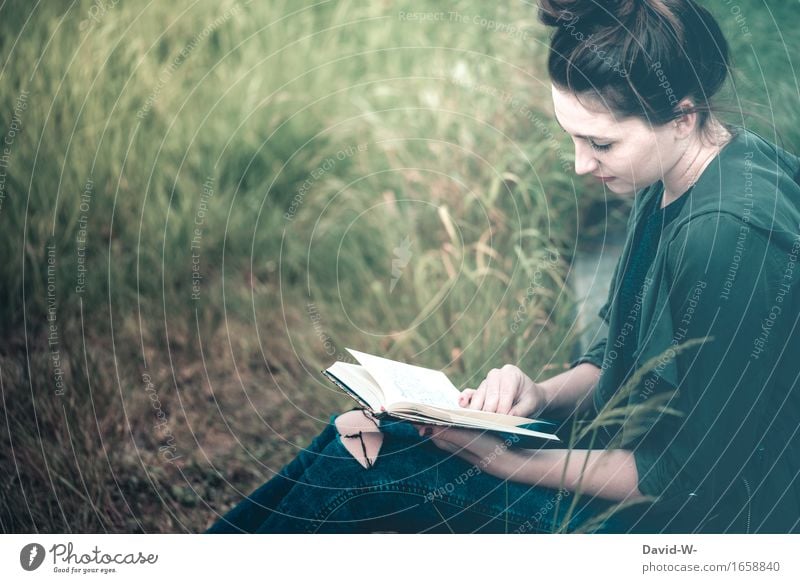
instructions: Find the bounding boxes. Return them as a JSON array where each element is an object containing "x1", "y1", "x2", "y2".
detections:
[{"x1": 539, "y1": 0, "x2": 731, "y2": 131}]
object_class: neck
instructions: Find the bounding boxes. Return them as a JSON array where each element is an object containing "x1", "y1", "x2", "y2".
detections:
[{"x1": 662, "y1": 121, "x2": 732, "y2": 206}]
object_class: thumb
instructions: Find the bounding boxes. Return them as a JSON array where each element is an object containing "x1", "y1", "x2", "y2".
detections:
[
  {"x1": 508, "y1": 392, "x2": 535, "y2": 418},
  {"x1": 412, "y1": 423, "x2": 434, "y2": 437}
]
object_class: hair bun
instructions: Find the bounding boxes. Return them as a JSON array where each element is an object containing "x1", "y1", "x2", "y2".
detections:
[
  {"x1": 540, "y1": 0, "x2": 728, "y2": 130},
  {"x1": 538, "y1": 0, "x2": 639, "y2": 27}
]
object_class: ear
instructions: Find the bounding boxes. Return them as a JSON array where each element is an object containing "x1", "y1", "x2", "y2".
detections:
[{"x1": 672, "y1": 98, "x2": 698, "y2": 140}]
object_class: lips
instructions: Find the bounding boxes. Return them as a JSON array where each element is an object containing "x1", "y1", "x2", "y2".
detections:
[{"x1": 593, "y1": 175, "x2": 616, "y2": 183}]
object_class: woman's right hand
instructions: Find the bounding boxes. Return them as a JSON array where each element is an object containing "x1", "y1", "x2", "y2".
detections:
[{"x1": 458, "y1": 364, "x2": 547, "y2": 418}]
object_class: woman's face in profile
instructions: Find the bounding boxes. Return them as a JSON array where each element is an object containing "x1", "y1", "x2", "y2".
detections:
[{"x1": 551, "y1": 84, "x2": 684, "y2": 195}]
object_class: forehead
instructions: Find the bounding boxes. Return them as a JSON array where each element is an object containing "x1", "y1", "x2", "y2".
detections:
[{"x1": 550, "y1": 85, "x2": 621, "y2": 137}]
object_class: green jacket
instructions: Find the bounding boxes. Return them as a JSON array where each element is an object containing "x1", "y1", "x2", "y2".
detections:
[{"x1": 573, "y1": 127, "x2": 800, "y2": 533}]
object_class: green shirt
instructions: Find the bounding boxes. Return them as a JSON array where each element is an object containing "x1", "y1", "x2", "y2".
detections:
[{"x1": 572, "y1": 127, "x2": 800, "y2": 533}]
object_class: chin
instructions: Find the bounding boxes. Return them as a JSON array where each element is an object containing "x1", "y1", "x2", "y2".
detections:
[{"x1": 605, "y1": 180, "x2": 635, "y2": 195}]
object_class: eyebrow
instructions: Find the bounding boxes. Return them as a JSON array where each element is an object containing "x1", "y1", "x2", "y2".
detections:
[{"x1": 554, "y1": 117, "x2": 611, "y2": 142}]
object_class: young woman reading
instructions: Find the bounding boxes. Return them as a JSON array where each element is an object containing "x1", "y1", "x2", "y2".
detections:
[{"x1": 207, "y1": 0, "x2": 800, "y2": 534}]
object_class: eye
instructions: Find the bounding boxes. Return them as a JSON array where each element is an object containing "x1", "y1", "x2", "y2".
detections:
[{"x1": 588, "y1": 139, "x2": 612, "y2": 152}]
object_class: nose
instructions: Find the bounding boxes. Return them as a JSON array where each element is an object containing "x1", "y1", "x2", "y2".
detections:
[{"x1": 573, "y1": 140, "x2": 599, "y2": 176}]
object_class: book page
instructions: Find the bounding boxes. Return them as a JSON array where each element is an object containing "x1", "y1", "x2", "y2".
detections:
[
  {"x1": 345, "y1": 348, "x2": 461, "y2": 410},
  {"x1": 387, "y1": 404, "x2": 559, "y2": 442},
  {"x1": 325, "y1": 361, "x2": 385, "y2": 411}
]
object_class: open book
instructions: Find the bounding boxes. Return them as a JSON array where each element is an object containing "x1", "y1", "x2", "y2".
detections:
[{"x1": 322, "y1": 348, "x2": 561, "y2": 448}]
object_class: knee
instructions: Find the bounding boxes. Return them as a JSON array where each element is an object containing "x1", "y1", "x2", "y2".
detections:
[{"x1": 334, "y1": 409, "x2": 384, "y2": 470}]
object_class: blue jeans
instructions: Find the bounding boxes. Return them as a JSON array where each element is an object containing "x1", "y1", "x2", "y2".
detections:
[{"x1": 206, "y1": 410, "x2": 644, "y2": 533}]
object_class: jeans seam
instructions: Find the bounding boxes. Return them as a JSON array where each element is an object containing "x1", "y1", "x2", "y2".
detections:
[{"x1": 305, "y1": 481, "x2": 539, "y2": 533}]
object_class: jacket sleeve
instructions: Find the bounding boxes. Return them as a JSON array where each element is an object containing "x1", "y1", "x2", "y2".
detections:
[{"x1": 631, "y1": 214, "x2": 789, "y2": 505}]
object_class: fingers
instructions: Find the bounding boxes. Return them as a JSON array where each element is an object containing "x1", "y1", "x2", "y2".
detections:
[
  {"x1": 468, "y1": 379, "x2": 487, "y2": 410},
  {"x1": 466, "y1": 365, "x2": 523, "y2": 415},
  {"x1": 458, "y1": 388, "x2": 475, "y2": 408},
  {"x1": 413, "y1": 423, "x2": 463, "y2": 442},
  {"x1": 411, "y1": 422, "x2": 434, "y2": 437},
  {"x1": 496, "y1": 369, "x2": 518, "y2": 415},
  {"x1": 484, "y1": 372, "x2": 502, "y2": 413}
]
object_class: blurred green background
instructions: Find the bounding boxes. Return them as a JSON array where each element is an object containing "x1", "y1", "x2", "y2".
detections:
[{"x1": 0, "y1": 0, "x2": 796, "y2": 533}]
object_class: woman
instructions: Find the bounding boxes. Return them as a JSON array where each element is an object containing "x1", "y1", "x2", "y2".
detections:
[{"x1": 207, "y1": 0, "x2": 800, "y2": 533}]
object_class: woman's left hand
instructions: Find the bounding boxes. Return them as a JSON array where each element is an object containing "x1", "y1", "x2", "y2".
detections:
[{"x1": 411, "y1": 423, "x2": 516, "y2": 479}]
